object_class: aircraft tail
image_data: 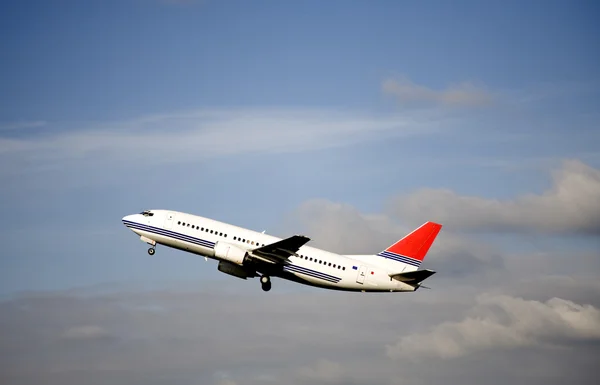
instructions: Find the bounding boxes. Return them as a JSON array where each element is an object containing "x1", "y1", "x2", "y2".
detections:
[{"x1": 377, "y1": 221, "x2": 442, "y2": 272}]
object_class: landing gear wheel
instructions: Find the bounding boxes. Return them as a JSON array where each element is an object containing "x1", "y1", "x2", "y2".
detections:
[
  {"x1": 261, "y1": 281, "x2": 272, "y2": 292},
  {"x1": 147, "y1": 247, "x2": 155, "y2": 255},
  {"x1": 260, "y1": 275, "x2": 270, "y2": 284},
  {"x1": 260, "y1": 275, "x2": 271, "y2": 291}
]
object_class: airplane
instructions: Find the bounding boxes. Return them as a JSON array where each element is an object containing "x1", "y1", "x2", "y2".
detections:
[{"x1": 122, "y1": 210, "x2": 442, "y2": 293}]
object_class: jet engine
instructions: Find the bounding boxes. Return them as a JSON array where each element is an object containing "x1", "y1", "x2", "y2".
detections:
[
  {"x1": 213, "y1": 241, "x2": 248, "y2": 265},
  {"x1": 217, "y1": 260, "x2": 255, "y2": 280}
]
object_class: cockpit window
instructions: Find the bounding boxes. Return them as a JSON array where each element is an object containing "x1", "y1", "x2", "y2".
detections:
[{"x1": 140, "y1": 210, "x2": 154, "y2": 217}]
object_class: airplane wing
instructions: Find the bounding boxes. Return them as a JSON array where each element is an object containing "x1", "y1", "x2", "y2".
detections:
[{"x1": 250, "y1": 235, "x2": 310, "y2": 263}]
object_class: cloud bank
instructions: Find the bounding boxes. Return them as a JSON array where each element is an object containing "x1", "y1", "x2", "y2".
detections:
[
  {"x1": 387, "y1": 294, "x2": 600, "y2": 360},
  {"x1": 2, "y1": 282, "x2": 598, "y2": 385},
  {"x1": 390, "y1": 159, "x2": 600, "y2": 235}
]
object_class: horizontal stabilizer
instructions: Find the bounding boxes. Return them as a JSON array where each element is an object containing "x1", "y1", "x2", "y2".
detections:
[{"x1": 389, "y1": 269, "x2": 436, "y2": 285}]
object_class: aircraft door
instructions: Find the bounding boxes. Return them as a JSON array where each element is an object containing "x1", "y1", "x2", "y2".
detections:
[
  {"x1": 164, "y1": 212, "x2": 175, "y2": 230},
  {"x1": 356, "y1": 265, "x2": 367, "y2": 284}
]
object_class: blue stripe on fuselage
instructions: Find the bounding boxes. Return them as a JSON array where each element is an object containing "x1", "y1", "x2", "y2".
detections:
[
  {"x1": 285, "y1": 264, "x2": 339, "y2": 281},
  {"x1": 283, "y1": 264, "x2": 341, "y2": 283},
  {"x1": 123, "y1": 220, "x2": 215, "y2": 248},
  {"x1": 377, "y1": 251, "x2": 421, "y2": 266}
]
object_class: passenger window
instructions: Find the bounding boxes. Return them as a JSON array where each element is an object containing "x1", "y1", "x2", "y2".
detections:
[
  {"x1": 219, "y1": 232, "x2": 223, "y2": 236},
  {"x1": 328, "y1": 263, "x2": 331, "y2": 266},
  {"x1": 251, "y1": 241, "x2": 254, "y2": 245},
  {"x1": 210, "y1": 230, "x2": 213, "y2": 234},
  {"x1": 343, "y1": 267, "x2": 346, "y2": 270},
  {"x1": 177, "y1": 221, "x2": 181, "y2": 225},
  {"x1": 224, "y1": 234, "x2": 227, "y2": 238}
]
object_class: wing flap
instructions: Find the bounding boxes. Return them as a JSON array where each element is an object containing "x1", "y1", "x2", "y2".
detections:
[{"x1": 250, "y1": 235, "x2": 310, "y2": 263}]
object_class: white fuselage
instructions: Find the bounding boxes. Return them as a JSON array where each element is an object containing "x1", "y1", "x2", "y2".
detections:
[{"x1": 122, "y1": 210, "x2": 416, "y2": 292}]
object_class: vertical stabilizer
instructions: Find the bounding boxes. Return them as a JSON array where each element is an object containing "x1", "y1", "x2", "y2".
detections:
[{"x1": 377, "y1": 222, "x2": 442, "y2": 271}]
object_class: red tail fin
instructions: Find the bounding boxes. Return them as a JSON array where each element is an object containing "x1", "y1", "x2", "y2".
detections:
[{"x1": 384, "y1": 222, "x2": 442, "y2": 261}]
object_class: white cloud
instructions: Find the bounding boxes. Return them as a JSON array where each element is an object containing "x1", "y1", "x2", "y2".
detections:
[
  {"x1": 390, "y1": 159, "x2": 600, "y2": 235},
  {"x1": 387, "y1": 294, "x2": 600, "y2": 360},
  {"x1": 382, "y1": 77, "x2": 492, "y2": 107}
]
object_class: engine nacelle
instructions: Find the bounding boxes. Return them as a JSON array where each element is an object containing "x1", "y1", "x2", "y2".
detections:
[
  {"x1": 217, "y1": 260, "x2": 255, "y2": 280},
  {"x1": 213, "y1": 241, "x2": 247, "y2": 265}
]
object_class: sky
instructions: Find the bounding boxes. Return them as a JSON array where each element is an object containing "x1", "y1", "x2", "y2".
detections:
[{"x1": 1, "y1": 0, "x2": 599, "y2": 384}]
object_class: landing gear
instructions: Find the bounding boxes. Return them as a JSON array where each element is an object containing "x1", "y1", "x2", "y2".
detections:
[
  {"x1": 147, "y1": 247, "x2": 155, "y2": 255},
  {"x1": 260, "y1": 275, "x2": 271, "y2": 292}
]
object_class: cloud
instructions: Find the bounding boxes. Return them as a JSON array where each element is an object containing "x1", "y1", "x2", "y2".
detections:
[
  {"x1": 288, "y1": 199, "x2": 402, "y2": 254},
  {"x1": 288, "y1": 198, "x2": 505, "y2": 276},
  {"x1": 1, "y1": 270, "x2": 599, "y2": 385},
  {"x1": 389, "y1": 159, "x2": 600, "y2": 235},
  {"x1": 382, "y1": 77, "x2": 492, "y2": 107},
  {"x1": 297, "y1": 360, "x2": 344, "y2": 384},
  {"x1": 61, "y1": 325, "x2": 113, "y2": 340},
  {"x1": 0, "y1": 120, "x2": 46, "y2": 131},
  {"x1": 0, "y1": 108, "x2": 438, "y2": 176},
  {"x1": 0, "y1": 287, "x2": 424, "y2": 385},
  {"x1": 387, "y1": 294, "x2": 600, "y2": 360},
  {"x1": 213, "y1": 377, "x2": 238, "y2": 385}
]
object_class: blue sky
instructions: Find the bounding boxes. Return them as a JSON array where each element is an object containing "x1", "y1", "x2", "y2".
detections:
[
  {"x1": 1, "y1": 2, "x2": 600, "y2": 385},
  {"x1": 1, "y1": 0, "x2": 599, "y2": 295}
]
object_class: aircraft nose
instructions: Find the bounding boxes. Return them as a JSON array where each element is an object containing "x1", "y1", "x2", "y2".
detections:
[{"x1": 122, "y1": 214, "x2": 136, "y2": 224}]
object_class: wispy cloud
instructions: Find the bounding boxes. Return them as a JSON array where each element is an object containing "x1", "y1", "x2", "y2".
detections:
[
  {"x1": 0, "y1": 107, "x2": 442, "y2": 174},
  {"x1": 382, "y1": 76, "x2": 493, "y2": 107},
  {"x1": 0, "y1": 120, "x2": 46, "y2": 131}
]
